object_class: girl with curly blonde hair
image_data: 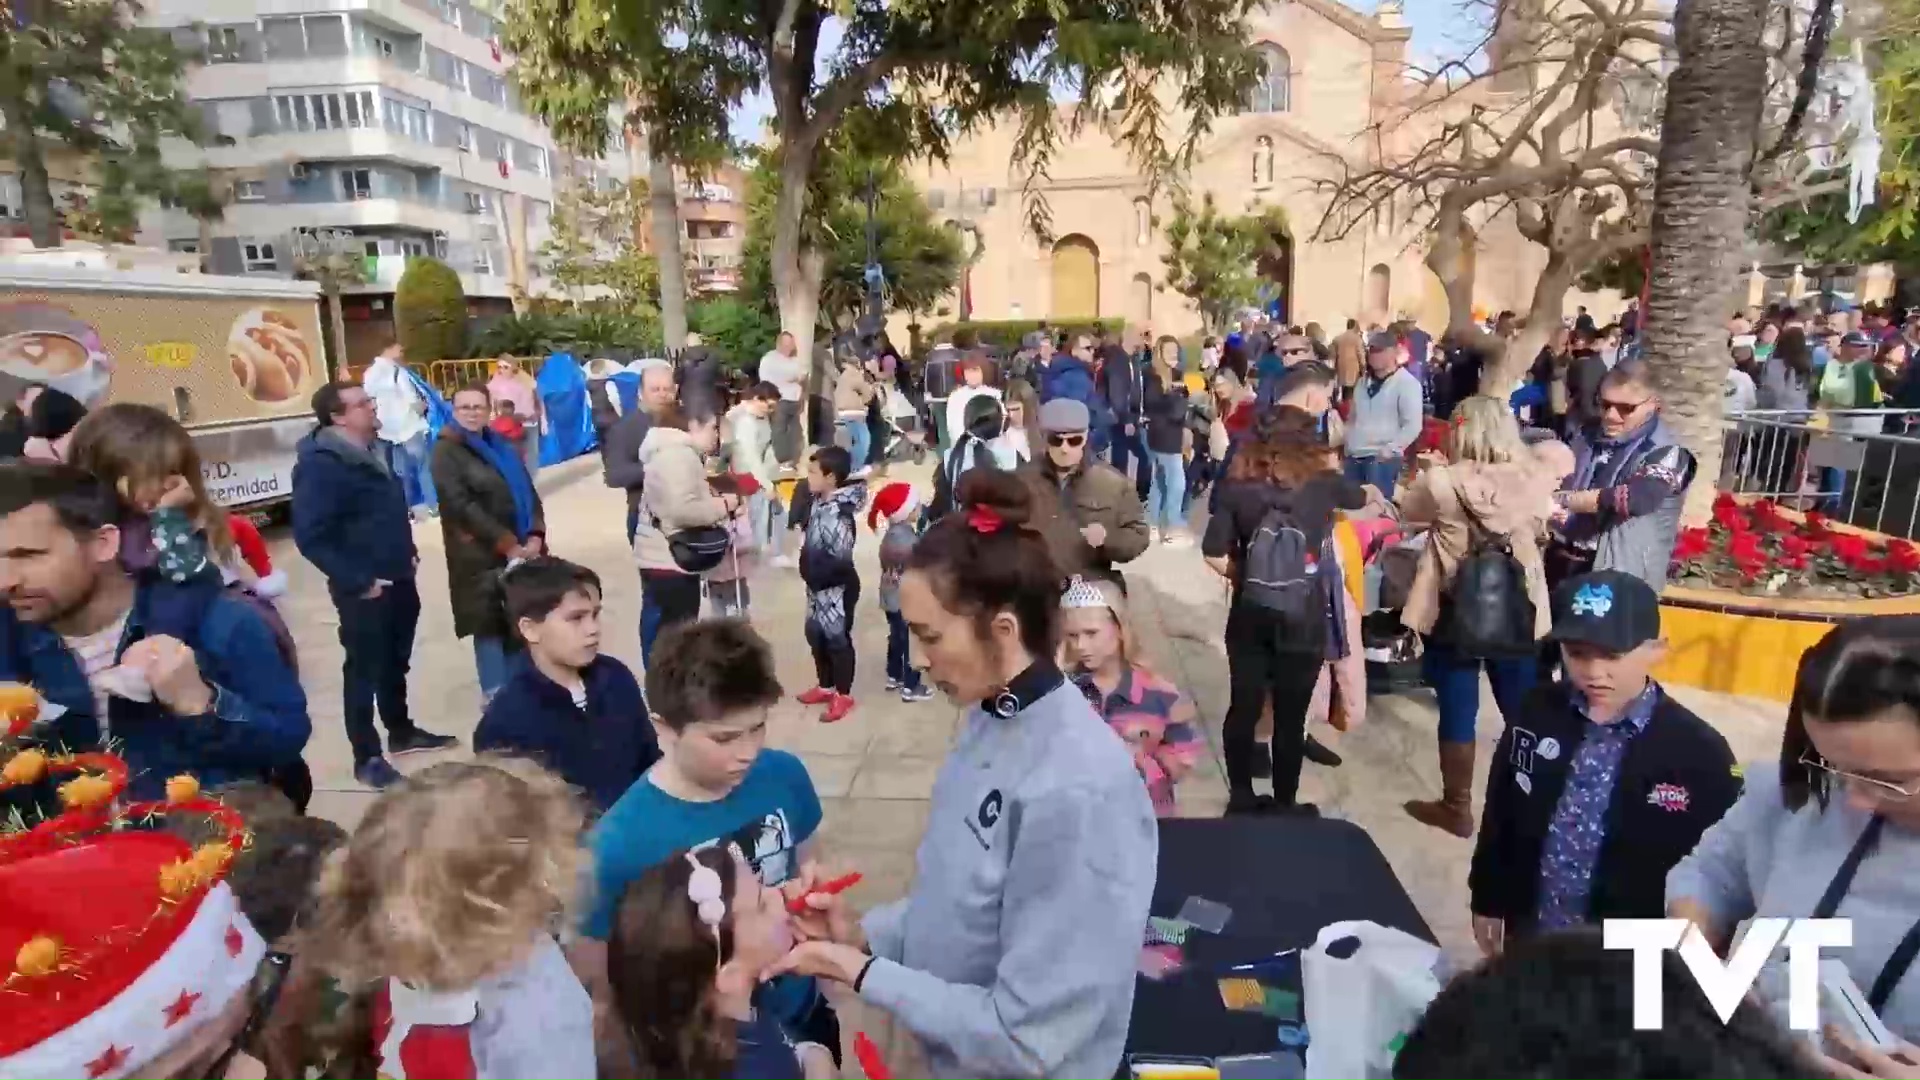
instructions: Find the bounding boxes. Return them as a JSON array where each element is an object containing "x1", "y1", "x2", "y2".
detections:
[{"x1": 306, "y1": 758, "x2": 595, "y2": 1079}]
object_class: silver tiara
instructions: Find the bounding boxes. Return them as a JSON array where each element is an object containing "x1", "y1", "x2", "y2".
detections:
[{"x1": 1061, "y1": 575, "x2": 1110, "y2": 610}]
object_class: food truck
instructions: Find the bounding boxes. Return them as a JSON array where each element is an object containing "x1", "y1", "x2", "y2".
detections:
[{"x1": 0, "y1": 261, "x2": 326, "y2": 509}]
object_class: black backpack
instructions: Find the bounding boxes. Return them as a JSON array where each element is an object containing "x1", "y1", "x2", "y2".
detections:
[
  {"x1": 1240, "y1": 502, "x2": 1334, "y2": 642},
  {"x1": 1438, "y1": 480, "x2": 1536, "y2": 658}
]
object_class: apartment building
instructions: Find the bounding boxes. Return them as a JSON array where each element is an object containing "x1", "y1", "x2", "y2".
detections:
[
  {"x1": 677, "y1": 163, "x2": 746, "y2": 295},
  {"x1": 134, "y1": 0, "x2": 616, "y2": 355}
]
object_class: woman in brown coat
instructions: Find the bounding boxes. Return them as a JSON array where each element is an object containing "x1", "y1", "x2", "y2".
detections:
[
  {"x1": 1396, "y1": 396, "x2": 1570, "y2": 836},
  {"x1": 430, "y1": 383, "x2": 546, "y2": 702}
]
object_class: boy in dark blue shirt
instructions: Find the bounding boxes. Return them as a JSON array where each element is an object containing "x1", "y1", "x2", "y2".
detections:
[{"x1": 474, "y1": 557, "x2": 657, "y2": 812}]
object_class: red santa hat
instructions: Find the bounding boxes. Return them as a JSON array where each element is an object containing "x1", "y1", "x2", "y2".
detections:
[
  {"x1": 867, "y1": 482, "x2": 921, "y2": 531},
  {"x1": 0, "y1": 750, "x2": 265, "y2": 1080}
]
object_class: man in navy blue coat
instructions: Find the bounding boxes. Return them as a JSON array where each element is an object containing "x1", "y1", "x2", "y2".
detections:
[{"x1": 293, "y1": 379, "x2": 455, "y2": 789}]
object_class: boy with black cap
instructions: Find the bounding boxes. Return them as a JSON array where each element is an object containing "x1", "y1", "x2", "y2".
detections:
[{"x1": 1466, "y1": 570, "x2": 1740, "y2": 958}]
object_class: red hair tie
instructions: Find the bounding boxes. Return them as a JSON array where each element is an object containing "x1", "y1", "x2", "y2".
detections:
[{"x1": 965, "y1": 505, "x2": 1004, "y2": 534}]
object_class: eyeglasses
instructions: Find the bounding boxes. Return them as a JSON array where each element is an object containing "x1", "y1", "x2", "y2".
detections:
[
  {"x1": 1599, "y1": 396, "x2": 1650, "y2": 416},
  {"x1": 1799, "y1": 749, "x2": 1920, "y2": 800},
  {"x1": 1047, "y1": 433, "x2": 1087, "y2": 448}
]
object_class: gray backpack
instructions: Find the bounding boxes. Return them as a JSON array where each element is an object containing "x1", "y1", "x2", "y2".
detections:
[{"x1": 1241, "y1": 504, "x2": 1333, "y2": 639}]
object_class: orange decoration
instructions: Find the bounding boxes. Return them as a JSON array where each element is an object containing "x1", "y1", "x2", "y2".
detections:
[
  {"x1": 157, "y1": 857, "x2": 201, "y2": 900},
  {"x1": 14, "y1": 935, "x2": 60, "y2": 978},
  {"x1": 0, "y1": 681, "x2": 38, "y2": 736},
  {"x1": 188, "y1": 842, "x2": 231, "y2": 879},
  {"x1": 2, "y1": 747, "x2": 47, "y2": 785},
  {"x1": 164, "y1": 774, "x2": 200, "y2": 804},
  {"x1": 57, "y1": 773, "x2": 116, "y2": 811}
]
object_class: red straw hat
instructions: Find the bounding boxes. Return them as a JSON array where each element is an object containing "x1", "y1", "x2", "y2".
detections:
[{"x1": 0, "y1": 750, "x2": 263, "y2": 1079}]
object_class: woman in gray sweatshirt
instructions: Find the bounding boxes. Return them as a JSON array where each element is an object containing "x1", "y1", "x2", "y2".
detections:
[
  {"x1": 1668, "y1": 618, "x2": 1920, "y2": 1042},
  {"x1": 769, "y1": 470, "x2": 1159, "y2": 1079}
]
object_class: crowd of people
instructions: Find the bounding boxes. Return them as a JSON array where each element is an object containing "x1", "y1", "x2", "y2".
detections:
[{"x1": 8, "y1": 295, "x2": 1920, "y2": 1080}]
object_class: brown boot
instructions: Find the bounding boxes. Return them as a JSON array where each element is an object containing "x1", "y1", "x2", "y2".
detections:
[{"x1": 1404, "y1": 741, "x2": 1477, "y2": 838}]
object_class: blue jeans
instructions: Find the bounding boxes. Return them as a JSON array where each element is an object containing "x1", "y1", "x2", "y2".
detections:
[
  {"x1": 1108, "y1": 424, "x2": 1150, "y2": 495},
  {"x1": 1343, "y1": 455, "x2": 1401, "y2": 500},
  {"x1": 885, "y1": 609, "x2": 923, "y2": 690},
  {"x1": 387, "y1": 432, "x2": 438, "y2": 512},
  {"x1": 473, "y1": 635, "x2": 510, "y2": 701},
  {"x1": 1149, "y1": 451, "x2": 1188, "y2": 533},
  {"x1": 838, "y1": 418, "x2": 871, "y2": 470},
  {"x1": 748, "y1": 489, "x2": 782, "y2": 559},
  {"x1": 1422, "y1": 635, "x2": 1538, "y2": 744}
]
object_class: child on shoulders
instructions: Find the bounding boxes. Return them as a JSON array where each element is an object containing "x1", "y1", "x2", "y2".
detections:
[{"x1": 474, "y1": 557, "x2": 658, "y2": 813}]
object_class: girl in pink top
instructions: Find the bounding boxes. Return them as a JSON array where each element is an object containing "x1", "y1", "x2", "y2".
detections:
[{"x1": 1059, "y1": 575, "x2": 1202, "y2": 815}]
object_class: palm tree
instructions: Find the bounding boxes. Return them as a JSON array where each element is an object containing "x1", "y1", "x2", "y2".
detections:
[
  {"x1": 171, "y1": 168, "x2": 233, "y2": 274},
  {"x1": 1642, "y1": 0, "x2": 1772, "y2": 525},
  {"x1": 289, "y1": 228, "x2": 368, "y2": 378}
]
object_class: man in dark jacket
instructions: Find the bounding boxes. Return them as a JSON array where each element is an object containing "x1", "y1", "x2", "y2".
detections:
[
  {"x1": 1467, "y1": 571, "x2": 1739, "y2": 957},
  {"x1": 292, "y1": 380, "x2": 456, "y2": 790},
  {"x1": 0, "y1": 462, "x2": 310, "y2": 800},
  {"x1": 1564, "y1": 326, "x2": 1611, "y2": 436},
  {"x1": 602, "y1": 358, "x2": 677, "y2": 544},
  {"x1": 677, "y1": 333, "x2": 722, "y2": 414},
  {"x1": 1041, "y1": 335, "x2": 1113, "y2": 457},
  {"x1": 1096, "y1": 327, "x2": 1147, "y2": 499}
]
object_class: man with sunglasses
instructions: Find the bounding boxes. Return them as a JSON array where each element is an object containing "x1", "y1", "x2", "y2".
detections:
[
  {"x1": 1467, "y1": 571, "x2": 1738, "y2": 958},
  {"x1": 1020, "y1": 398, "x2": 1150, "y2": 581},
  {"x1": 1548, "y1": 359, "x2": 1696, "y2": 591},
  {"x1": 1254, "y1": 333, "x2": 1318, "y2": 412}
]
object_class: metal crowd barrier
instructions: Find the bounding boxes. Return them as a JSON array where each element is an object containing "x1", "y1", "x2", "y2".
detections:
[
  {"x1": 1721, "y1": 409, "x2": 1920, "y2": 540},
  {"x1": 424, "y1": 356, "x2": 546, "y2": 395}
]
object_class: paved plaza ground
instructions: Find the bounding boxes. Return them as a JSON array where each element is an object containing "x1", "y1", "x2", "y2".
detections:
[{"x1": 279, "y1": 458, "x2": 1789, "y2": 961}]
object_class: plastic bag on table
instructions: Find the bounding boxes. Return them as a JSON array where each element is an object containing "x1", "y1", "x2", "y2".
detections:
[{"x1": 1302, "y1": 920, "x2": 1443, "y2": 1080}]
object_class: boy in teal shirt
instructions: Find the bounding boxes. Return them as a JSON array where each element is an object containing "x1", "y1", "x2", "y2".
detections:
[{"x1": 575, "y1": 618, "x2": 836, "y2": 1051}]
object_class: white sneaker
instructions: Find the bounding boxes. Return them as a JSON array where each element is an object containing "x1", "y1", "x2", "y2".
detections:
[{"x1": 770, "y1": 554, "x2": 797, "y2": 569}]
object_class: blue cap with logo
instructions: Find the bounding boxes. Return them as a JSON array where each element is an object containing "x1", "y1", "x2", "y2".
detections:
[{"x1": 1546, "y1": 570, "x2": 1662, "y2": 654}]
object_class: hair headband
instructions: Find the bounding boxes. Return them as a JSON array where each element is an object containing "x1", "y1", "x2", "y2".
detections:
[{"x1": 685, "y1": 849, "x2": 726, "y2": 974}]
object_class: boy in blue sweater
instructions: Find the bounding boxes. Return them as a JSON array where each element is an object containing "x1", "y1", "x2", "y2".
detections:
[{"x1": 474, "y1": 557, "x2": 657, "y2": 812}]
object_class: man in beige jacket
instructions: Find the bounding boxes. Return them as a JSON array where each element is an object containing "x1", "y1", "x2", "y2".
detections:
[{"x1": 1331, "y1": 318, "x2": 1366, "y2": 398}]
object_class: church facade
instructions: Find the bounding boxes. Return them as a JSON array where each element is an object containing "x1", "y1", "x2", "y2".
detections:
[{"x1": 902, "y1": 0, "x2": 1621, "y2": 340}]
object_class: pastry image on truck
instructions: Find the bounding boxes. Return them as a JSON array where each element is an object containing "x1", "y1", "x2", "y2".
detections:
[{"x1": 0, "y1": 263, "x2": 329, "y2": 509}]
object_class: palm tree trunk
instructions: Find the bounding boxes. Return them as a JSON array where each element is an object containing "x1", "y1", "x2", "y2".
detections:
[{"x1": 1644, "y1": 0, "x2": 1771, "y2": 526}]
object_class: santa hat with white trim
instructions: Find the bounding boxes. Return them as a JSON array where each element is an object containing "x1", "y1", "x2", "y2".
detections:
[{"x1": 0, "y1": 748, "x2": 264, "y2": 1080}]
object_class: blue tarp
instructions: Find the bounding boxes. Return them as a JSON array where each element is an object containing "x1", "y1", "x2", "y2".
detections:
[
  {"x1": 607, "y1": 370, "x2": 641, "y2": 415},
  {"x1": 536, "y1": 351, "x2": 596, "y2": 466},
  {"x1": 406, "y1": 368, "x2": 452, "y2": 438}
]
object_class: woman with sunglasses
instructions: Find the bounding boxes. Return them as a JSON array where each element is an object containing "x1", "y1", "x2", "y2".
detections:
[{"x1": 1670, "y1": 617, "x2": 1920, "y2": 1052}]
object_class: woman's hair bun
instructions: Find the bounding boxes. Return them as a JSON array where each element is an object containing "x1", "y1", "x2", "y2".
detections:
[{"x1": 955, "y1": 468, "x2": 1033, "y2": 529}]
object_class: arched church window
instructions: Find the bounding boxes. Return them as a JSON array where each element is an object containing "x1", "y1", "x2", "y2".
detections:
[
  {"x1": 1134, "y1": 197, "x2": 1151, "y2": 245},
  {"x1": 1253, "y1": 136, "x2": 1275, "y2": 186},
  {"x1": 1249, "y1": 44, "x2": 1291, "y2": 113}
]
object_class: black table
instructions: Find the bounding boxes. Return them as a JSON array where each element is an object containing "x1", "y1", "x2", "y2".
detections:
[{"x1": 1125, "y1": 816, "x2": 1435, "y2": 1063}]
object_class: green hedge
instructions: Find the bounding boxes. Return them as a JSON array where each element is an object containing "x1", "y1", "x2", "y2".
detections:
[
  {"x1": 921, "y1": 318, "x2": 1129, "y2": 355},
  {"x1": 394, "y1": 257, "x2": 468, "y2": 364}
]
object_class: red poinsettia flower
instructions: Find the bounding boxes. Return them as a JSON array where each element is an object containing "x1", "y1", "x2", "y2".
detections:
[
  {"x1": 1780, "y1": 533, "x2": 1812, "y2": 559},
  {"x1": 1674, "y1": 527, "x2": 1713, "y2": 561},
  {"x1": 1803, "y1": 510, "x2": 1832, "y2": 537},
  {"x1": 1890, "y1": 542, "x2": 1920, "y2": 576},
  {"x1": 1713, "y1": 500, "x2": 1750, "y2": 531},
  {"x1": 1829, "y1": 534, "x2": 1872, "y2": 567}
]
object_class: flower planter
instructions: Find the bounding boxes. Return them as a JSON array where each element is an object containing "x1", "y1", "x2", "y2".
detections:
[
  {"x1": 1655, "y1": 585, "x2": 1920, "y2": 703},
  {"x1": 1659, "y1": 494, "x2": 1920, "y2": 701}
]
